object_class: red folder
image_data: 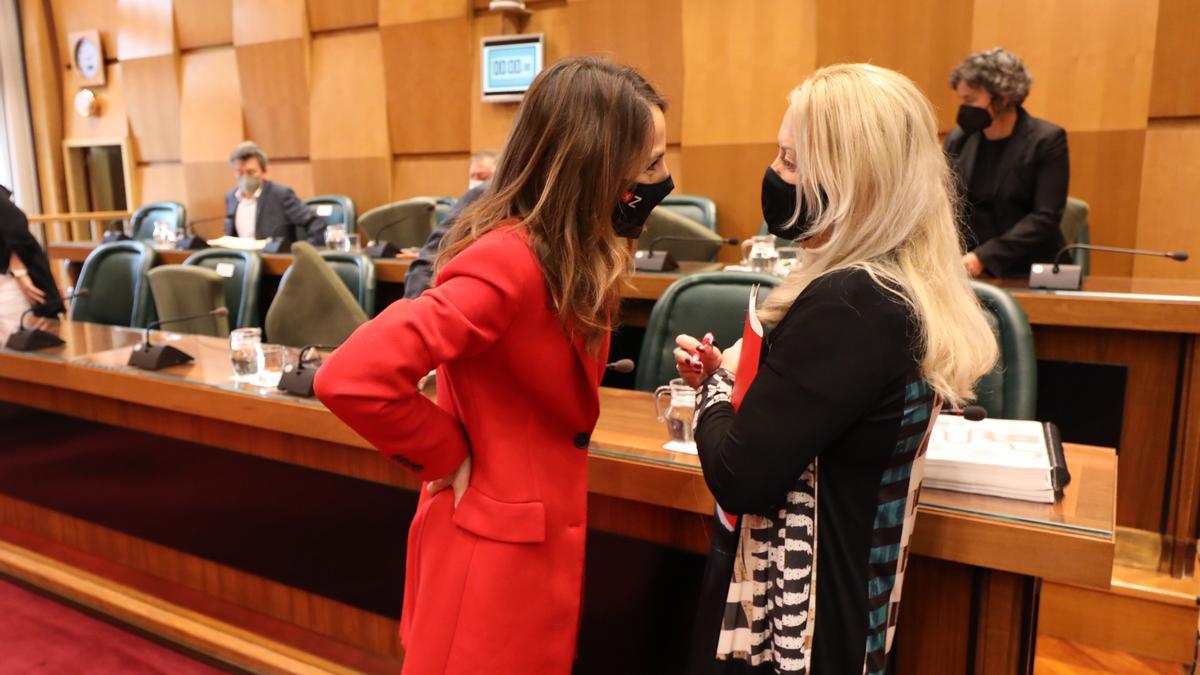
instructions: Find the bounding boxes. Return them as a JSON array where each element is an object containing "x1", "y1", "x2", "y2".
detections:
[{"x1": 730, "y1": 285, "x2": 765, "y2": 410}]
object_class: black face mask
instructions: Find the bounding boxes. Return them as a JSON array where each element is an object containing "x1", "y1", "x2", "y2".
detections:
[
  {"x1": 956, "y1": 104, "x2": 992, "y2": 135},
  {"x1": 761, "y1": 166, "x2": 822, "y2": 240},
  {"x1": 612, "y1": 175, "x2": 674, "y2": 239}
]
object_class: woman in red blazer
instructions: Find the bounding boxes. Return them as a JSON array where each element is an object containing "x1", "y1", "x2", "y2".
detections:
[{"x1": 315, "y1": 56, "x2": 672, "y2": 674}]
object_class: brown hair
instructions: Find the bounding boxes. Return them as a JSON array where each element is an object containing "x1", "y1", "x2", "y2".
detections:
[{"x1": 437, "y1": 56, "x2": 664, "y2": 349}]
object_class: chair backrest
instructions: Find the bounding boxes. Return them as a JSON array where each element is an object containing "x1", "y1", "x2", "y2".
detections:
[
  {"x1": 1060, "y1": 197, "x2": 1090, "y2": 275},
  {"x1": 637, "y1": 207, "x2": 726, "y2": 262},
  {"x1": 636, "y1": 272, "x2": 780, "y2": 392},
  {"x1": 183, "y1": 249, "x2": 264, "y2": 329},
  {"x1": 971, "y1": 282, "x2": 1037, "y2": 420},
  {"x1": 130, "y1": 201, "x2": 187, "y2": 241},
  {"x1": 319, "y1": 250, "x2": 377, "y2": 316},
  {"x1": 358, "y1": 198, "x2": 437, "y2": 249},
  {"x1": 71, "y1": 240, "x2": 158, "y2": 328},
  {"x1": 305, "y1": 194, "x2": 357, "y2": 234},
  {"x1": 146, "y1": 265, "x2": 230, "y2": 337},
  {"x1": 414, "y1": 195, "x2": 458, "y2": 225},
  {"x1": 660, "y1": 195, "x2": 718, "y2": 233},
  {"x1": 265, "y1": 242, "x2": 368, "y2": 348}
]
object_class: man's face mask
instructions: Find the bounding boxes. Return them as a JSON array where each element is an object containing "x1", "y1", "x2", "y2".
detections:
[
  {"x1": 956, "y1": 104, "x2": 992, "y2": 135},
  {"x1": 238, "y1": 174, "x2": 262, "y2": 197}
]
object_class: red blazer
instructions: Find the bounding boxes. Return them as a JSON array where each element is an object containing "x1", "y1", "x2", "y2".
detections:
[{"x1": 315, "y1": 226, "x2": 609, "y2": 674}]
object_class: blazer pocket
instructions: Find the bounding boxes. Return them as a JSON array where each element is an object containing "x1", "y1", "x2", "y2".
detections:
[{"x1": 452, "y1": 488, "x2": 546, "y2": 544}]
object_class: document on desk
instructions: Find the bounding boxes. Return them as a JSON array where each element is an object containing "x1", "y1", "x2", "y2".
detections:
[
  {"x1": 206, "y1": 236, "x2": 268, "y2": 251},
  {"x1": 924, "y1": 416, "x2": 1067, "y2": 503}
]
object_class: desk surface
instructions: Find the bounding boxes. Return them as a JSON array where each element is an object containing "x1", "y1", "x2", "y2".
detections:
[
  {"x1": 2, "y1": 321, "x2": 1115, "y2": 587},
  {"x1": 48, "y1": 241, "x2": 1200, "y2": 332}
]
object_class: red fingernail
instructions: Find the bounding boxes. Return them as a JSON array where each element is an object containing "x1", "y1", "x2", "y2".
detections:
[{"x1": 691, "y1": 362, "x2": 703, "y2": 372}]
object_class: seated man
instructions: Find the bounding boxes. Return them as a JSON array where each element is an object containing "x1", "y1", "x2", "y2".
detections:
[
  {"x1": 402, "y1": 150, "x2": 498, "y2": 298},
  {"x1": 223, "y1": 141, "x2": 326, "y2": 245}
]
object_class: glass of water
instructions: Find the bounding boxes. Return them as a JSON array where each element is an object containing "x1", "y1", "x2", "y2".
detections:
[
  {"x1": 152, "y1": 219, "x2": 177, "y2": 249},
  {"x1": 255, "y1": 344, "x2": 285, "y2": 387},
  {"x1": 324, "y1": 223, "x2": 347, "y2": 250},
  {"x1": 229, "y1": 327, "x2": 261, "y2": 380}
]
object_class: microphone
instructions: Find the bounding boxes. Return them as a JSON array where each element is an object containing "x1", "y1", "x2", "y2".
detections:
[
  {"x1": 635, "y1": 236, "x2": 738, "y2": 273},
  {"x1": 945, "y1": 404, "x2": 987, "y2": 422},
  {"x1": 5, "y1": 288, "x2": 90, "y2": 352},
  {"x1": 175, "y1": 213, "x2": 232, "y2": 250},
  {"x1": 605, "y1": 358, "x2": 636, "y2": 374},
  {"x1": 278, "y1": 343, "x2": 338, "y2": 397},
  {"x1": 1030, "y1": 244, "x2": 1189, "y2": 290},
  {"x1": 127, "y1": 307, "x2": 229, "y2": 370}
]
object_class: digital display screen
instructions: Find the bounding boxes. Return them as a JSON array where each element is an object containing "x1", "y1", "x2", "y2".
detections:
[{"x1": 481, "y1": 35, "x2": 544, "y2": 100}]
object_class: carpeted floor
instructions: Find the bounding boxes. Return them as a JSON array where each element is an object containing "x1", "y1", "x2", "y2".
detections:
[{"x1": 0, "y1": 577, "x2": 226, "y2": 674}]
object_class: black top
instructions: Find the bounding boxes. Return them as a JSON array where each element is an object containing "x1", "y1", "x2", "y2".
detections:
[
  {"x1": 693, "y1": 268, "x2": 935, "y2": 674},
  {"x1": 222, "y1": 180, "x2": 326, "y2": 245},
  {"x1": 402, "y1": 183, "x2": 487, "y2": 299},
  {"x1": 0, "y1": 187, "x2": 64, "y2": 317},
  {"x1": 944, "y1": 107, "x2": 1069, "y2": 278}
]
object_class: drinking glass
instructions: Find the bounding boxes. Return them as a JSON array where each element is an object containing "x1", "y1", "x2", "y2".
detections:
[
  {"x1": 343, "y1": 233, "x2": 361, "y2": 252},
  {"x1": 255, "y1": 344, "x2": 285, "y2": 387},
  {"x1": 229, "y1": 327, "x2": 261, "y2": 380},
  {"x1": 654, "y1": 378, "x2": 696, "y2": 448}
]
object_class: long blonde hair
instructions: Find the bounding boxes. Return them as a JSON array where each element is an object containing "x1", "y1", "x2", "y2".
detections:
[{"x1": 760, "y1": 64, "x2": 997, "y2": 406}]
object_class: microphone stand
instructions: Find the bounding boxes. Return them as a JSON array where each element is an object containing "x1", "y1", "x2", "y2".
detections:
[
  {"x1": 1030, "y1": 244, "x2": 1189, "y2": 290},
  {"x1": 5, "y1": 289, "x2": 90, "y2": 352},
  {"x1": 635, "y1": 236, "x2": 738, "y2": 273},
  {"x1": 127, "y1": 308, "x2": 229, "y2": 370},
  {"x1": 277, "y1": 343, "x2": 337, "y2": 397}
]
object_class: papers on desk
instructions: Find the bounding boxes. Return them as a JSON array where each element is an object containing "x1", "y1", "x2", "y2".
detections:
[
  {"x1": 206, "y1": 236, "x2": 268, "y2": 251},
  {"x1": 924, "y1": 416, "x2": 1068, "y2": 503}
]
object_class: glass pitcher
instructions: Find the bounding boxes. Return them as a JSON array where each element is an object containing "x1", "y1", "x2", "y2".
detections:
[
  {"x1": 741, "y1": 235, "x2": 780, "y2": 274},
  {"x1": 152, "y1": 219, "x2": 177, "y2": 249},
  {"x1": 654, "y1": 378, "x2": 696, "y2": 445}
]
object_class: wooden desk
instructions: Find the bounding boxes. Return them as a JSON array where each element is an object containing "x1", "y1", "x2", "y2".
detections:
[{"x1": 0, "y1": 322, "x2": 1114, "y2": 673}]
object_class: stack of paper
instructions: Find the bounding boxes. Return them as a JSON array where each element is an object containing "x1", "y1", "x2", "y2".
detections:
[
  {"x1": 206, "y1": 236, "x2": 267, "y2": 251},
  {"x1": 924, "y1": 416, "x2": 1056, "y2": 503}
]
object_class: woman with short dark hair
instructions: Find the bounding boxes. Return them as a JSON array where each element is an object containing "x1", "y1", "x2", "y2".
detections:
[{"x1": 946, "y1": 47, "x2": 1069, "y2": 278}]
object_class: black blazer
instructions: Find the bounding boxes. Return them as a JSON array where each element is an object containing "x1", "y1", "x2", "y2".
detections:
[
  {"x1": 0, "y1": 188, "x2": 64, "y2": 317},
  {"x1": 944, "y1": 108, "x2": 1069, "y2": 278},
  {"x1": 223, "y1": 179, "x2": 326, "y2": 245}
]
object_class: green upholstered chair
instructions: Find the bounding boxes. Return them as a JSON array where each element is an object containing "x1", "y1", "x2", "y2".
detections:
[
  {"x1": 971, "y1": 282, "x2": 1037, "y2": 420},
  {"x1": 146, "y1": 265, "x2": 230, "y2": 337},
  {"x1": 415, "y1": 195, "x2": 458, "y2": 225},
  {"x1": 183, "y1": 249, "x2": 263, "y2": 329},
  {"x1": 304, "y1": 194, "x2": 357, "y2": 240},
  {"x1": 71, "y1": 240, "x2": 158, "y2": 328},
  {"x1": 1060, "y1": 197, "x2": 1090, "y2": 275},
  {"x1": 637, "y1": 207, "x2": 727, "y2": 263},
  {"x1": 635, "y1": 271, "x2": 780, "y2": 392},
  {"x1": 358, "y1": 198, "x2": 438, "y2": 250},
  {"x1": 661, "y1": 194, "x2": 718, "y2": 233},
  {"x1": 265, "y1": 242, "x2": 368, "y2": 348},
  {"x1": 319, "y1": 250, "x2": 377, "y2": 316},
  {"x1": 130, "y1": 201, "x2": 187, "y2": 241}
]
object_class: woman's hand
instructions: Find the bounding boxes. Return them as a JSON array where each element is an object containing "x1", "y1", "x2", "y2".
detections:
[
  {"x1": 720, "y1": 338, "x2": 743, "y2": 377},
  {"x1": 962, "y1": 252, "x2": 984, "y2": 278},
  {"x1": 426, "y1": 454, "x2": 471, "y2": 507},
  {"x1": 673, "y1": 333, "x2": 722, "y2": 387},
  {"x1": 14, "y1": 273, "x2": 45, "y2": 306}
]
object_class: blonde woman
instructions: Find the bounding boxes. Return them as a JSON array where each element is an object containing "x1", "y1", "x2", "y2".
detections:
[{"x1": 676, "y1": 64, "x2": 997, "y2": 674}]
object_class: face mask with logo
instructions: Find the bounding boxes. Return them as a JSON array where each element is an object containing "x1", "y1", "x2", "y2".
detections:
[
  {"x1": 238, "y1": 174, "x2": 262, "y2": 197},
  {"x1": 761, "y1": 166, "x2": 824, "y2": 240},
  {"x1": 612, "y1": 174, "x2": 675, "y2": 239},
  {"x1": 956, "y1": 104, "x2": 992, "y2": 135}
]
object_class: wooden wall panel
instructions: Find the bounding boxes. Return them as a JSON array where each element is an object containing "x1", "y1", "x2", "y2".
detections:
[
  {"x1": 379, "y1": 0, "x2": 470, "y2": 24},
  {"x1": 1134, "y1": 120, "x2": 1200, "y2": 279},
  {"x1": 816, "y1": 0, "x2": 972, "y2": 132},
  {"x1": 231, "y1": 0, "x2": 307, "y2": 46},
  {"x1": 971, "y1": 0, "x2": 1158, "y2": 133},
  {"x1": 309, "y1": 32, "x2": 391, "y2": 159},
  {"x1": 182, "y1": 161, "x2": 235, "y2": 224},
  {"x1": 679, "y1": 143, "x2": 777, "y2": 259},
  {"x1": 1068, "y1": 130, "x2": 1147, "y2": 278},
  {"x1": 62, "y1": 63, "x2": 129, "y2": 141},
  {"x1": 308, "y1": 0, "x2": 378, "y2": 32},
  {"x1": 1149, "y1": 0, "x2": 1200, "y2": 118},
  {"x1": 116, "y1": 0, "x2": 175, "y2": 60},
  {"x1": 391, "y1": 155, "x2": 470, "y2": 199},
  {"x1": 236, "y1": 39, "x2": 311, "y2": 159},
  {"x1": 50, "y1": 0, "x2": 118, "y2": 66},
  {"x1": 179, "y1": 48, "x2": 244, "y2": 162},
  {"x1": 681, "y1": 0, "x2": 817, "y2": 146},
  {"x1": 135, "y1": 163, "x2": 186, "y2": 206},
  {"x1": 122, "y1": 55, "x2": 182, "y2": 162},
  {"x1": 567, "y1": 0, "x2": 684, "y2": 145},
  {"x1": 381, "y1": 18, "x2": 472, "y2": 155},
  {"x1": 174, "y1": 0, "x2": 233, "y2": 50},
  {"x1": 312, "y1": 158, "x2": 392, "y2": 214},
  {"x1": 267, "y1": 161, "x2": 314, "y2": 200}
]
